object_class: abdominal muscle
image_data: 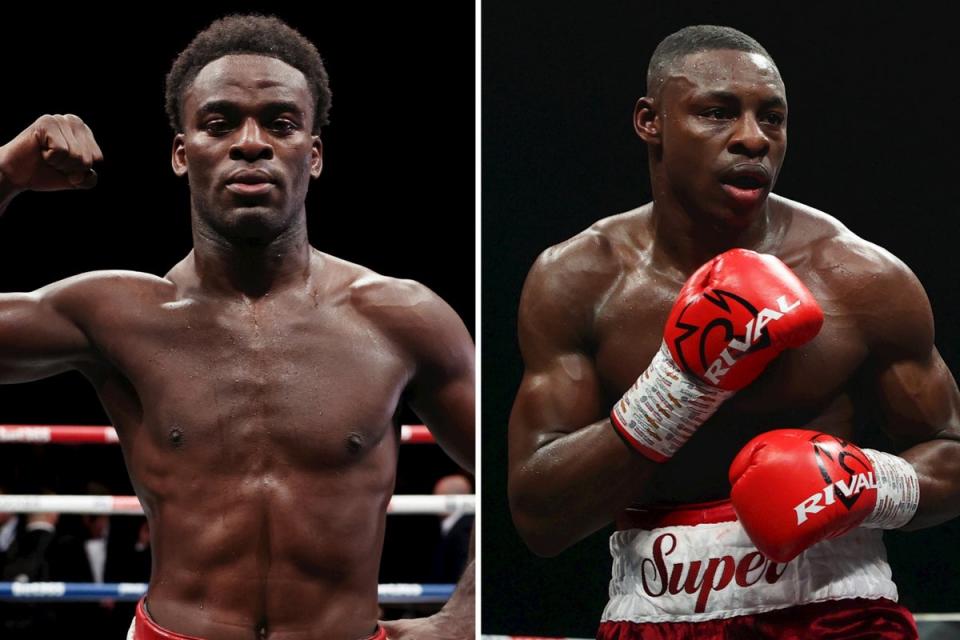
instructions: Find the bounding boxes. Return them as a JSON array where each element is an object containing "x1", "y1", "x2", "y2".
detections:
[{"x1": 134, "y1": 462, "x2": 393, "y2": 639}]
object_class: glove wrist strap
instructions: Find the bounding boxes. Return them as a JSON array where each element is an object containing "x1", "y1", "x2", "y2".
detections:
[
  {"x1": 860, "y1": 449, "x2": 920, "y2": 530},
  {"x1": 611, "y1": 341, "x2": 733, "y2": 462}
]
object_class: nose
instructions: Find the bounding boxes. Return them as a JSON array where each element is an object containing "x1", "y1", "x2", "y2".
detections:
[
  {"x1": 728, "y1": 113, "x2": 768, "y2": 159},
  {"x1": 229, "y1": 118, "x2": 274, "y2": 161}
]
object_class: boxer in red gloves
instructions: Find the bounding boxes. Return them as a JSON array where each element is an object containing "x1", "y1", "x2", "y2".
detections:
[{"x1": 508, "y1": 24, "x2": 960, "y2": 640}]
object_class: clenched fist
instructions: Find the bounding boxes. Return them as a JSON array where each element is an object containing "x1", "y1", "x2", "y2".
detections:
[{"x1": 0, "y1": 114, "x2": 103, "y2": 193}]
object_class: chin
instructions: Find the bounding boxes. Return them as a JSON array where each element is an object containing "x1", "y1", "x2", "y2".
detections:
[
  {"x1": 707, "y1": 204, "x2": 764, "y2": 230},
  {"x1": 221, "y1": 208, "x2": 289, "y2": 243}
]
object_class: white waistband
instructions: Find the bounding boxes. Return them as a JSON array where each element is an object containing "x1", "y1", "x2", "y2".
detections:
[{"x1": 602, "y1": 517, "x2": 897, "y2": 623}]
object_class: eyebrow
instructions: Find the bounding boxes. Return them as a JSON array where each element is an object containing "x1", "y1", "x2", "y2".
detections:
[
  {"x1": 699, "y1": 90, "x2": 787, "y2": 110},
  {"x1": 195, "y1": 100, "x2": 306, "y2": 118}
]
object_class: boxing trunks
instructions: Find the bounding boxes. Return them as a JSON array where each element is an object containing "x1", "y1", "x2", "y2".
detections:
[
  {"x1": 127, "y1": 597, "x2": 389, "y2": 639},
  {"x1": 598, "y1": 500, "x2": 918, "y2": 639}
]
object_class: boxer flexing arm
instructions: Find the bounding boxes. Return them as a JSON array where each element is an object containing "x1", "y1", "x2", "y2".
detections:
[
  {"x1": 0, "y1": 115, "x2": 111, "y2": 382},
  {"x1": 731, "y1": 243, "x2": 960, "y2": 560}
]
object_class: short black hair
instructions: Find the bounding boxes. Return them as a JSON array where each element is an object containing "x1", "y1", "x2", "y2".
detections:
[
  {"x1": 647, "y1": 25, "x2": 776, "y2": 97},
  {"x1": 165, "y1": 14, "x2": 332, "y2": 134}
]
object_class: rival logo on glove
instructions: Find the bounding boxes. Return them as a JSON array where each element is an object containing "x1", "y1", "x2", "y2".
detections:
[
  {"x1": 794, "y1": 433, "x2": 879, "y2": 525},
  {"x1": 673, "y1": 291, "x2": 801, "y2": 385},
  {"x1": 794, "y1": 472, "x2": 879, "y2": 525}
]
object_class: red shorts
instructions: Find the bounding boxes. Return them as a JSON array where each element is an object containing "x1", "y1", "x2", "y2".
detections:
[
  {"x1": 132, "y1": 597, "x2": 388, "y2": 640},
  {"x1": 597, "y1": 597, "x2": 918, "y2": 639}
]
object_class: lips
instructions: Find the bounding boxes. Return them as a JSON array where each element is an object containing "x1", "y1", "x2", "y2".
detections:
[
  {"x1": 224, "y1": 169, "x2": 276, "y2": 197},
  {"x1": 719, "y1": 164, "x2": 771, "y2": 207},
  {"x1": 720, "y1": 164, "x2": 771, "y2": 189},
  {"x1": 225, "y1": 169, "x2": 275, "y2": 186}
]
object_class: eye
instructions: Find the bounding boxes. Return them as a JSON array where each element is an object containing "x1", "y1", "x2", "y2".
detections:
[
  {"x1": 701, "y1": 107, "x2": 734, "y2": 120},
  {"x1": 761, "y1": 111, "x2": 786, "y2": 126},
  {"x1": 271, "y1": 119, "x2": 298, "y2": 134},
  {"x1": 203, "y1": 119, "x2": 232, "y2": 135}
]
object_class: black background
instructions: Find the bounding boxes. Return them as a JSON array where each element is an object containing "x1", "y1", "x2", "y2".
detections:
[
  {"x1": 482, "y1": 2, "x2": 960, "y2": 636},
  {"x1": 0, "y1": 2, "x2": 474, "y2": 591}
]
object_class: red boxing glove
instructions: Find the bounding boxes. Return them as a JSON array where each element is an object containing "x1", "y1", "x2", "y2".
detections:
[
  {"x1": 612, "y1": 250, "x2": 824, "y2": 462},
  {"x1": 730, "y1": 429, "x2": 920, "y2": 563},
  {"x1": 665, "y1": 249, "x2": 823, "y2": 390}
]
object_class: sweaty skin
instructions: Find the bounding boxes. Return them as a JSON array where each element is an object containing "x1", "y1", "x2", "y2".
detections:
[
  {"x1": 0, "y1": 55, "x2": 474, "y2": 640},
  {"x1": 508, "y1": 49, "x2": 960, "y2": 558}
]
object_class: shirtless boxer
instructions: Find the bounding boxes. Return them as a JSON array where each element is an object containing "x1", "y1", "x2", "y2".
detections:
[
  {"x1": 0, "y1": 14, "x2": 474, "y2": 640},
  {"x1": 508, "y1": 25, "x2": 960, "y2": 639}
]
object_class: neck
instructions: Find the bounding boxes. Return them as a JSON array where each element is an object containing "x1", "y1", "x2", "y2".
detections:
[
  {"x1": 191, "y1": 216, "x2": 312, "y2": 299},
  {"x1": 650, "y1": 193, "x2": 783, "y2": 276}
]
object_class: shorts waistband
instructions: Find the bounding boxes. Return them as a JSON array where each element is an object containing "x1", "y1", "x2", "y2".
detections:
[
  {"x1": 616, "y1": 499, "x2": 736, "y2": 530},
  {"x1": 134, "y1": 598, "x2": 203, "y2": 640},
  {"x1": 604, "y1": 508, "x2": 898, "y2": 623},
  {"x1": 133, "y1": 597, "x2": 387, "y2": 640}
]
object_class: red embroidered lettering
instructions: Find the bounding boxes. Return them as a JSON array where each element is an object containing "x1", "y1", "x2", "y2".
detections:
[
  {"x1": 735, "y1": 551, "x2": 766, "y2": 587},
  {"x1": 694, "y1": 556, "x2": 735, "y2": 613}
]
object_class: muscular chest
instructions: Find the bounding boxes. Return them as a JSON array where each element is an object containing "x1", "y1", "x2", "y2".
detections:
[
  {"x1": 592, "y1": 265, "x2": 869, "y2": 418},
  {"x1": 93, "y1": 299, "x2": 410, "y2": 466}
]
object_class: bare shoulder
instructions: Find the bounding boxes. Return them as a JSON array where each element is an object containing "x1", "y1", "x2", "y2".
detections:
[
  {"x1": 37, "y1": 269, "x2": 176, "y2": 321},
  {"x1": 320, "y1": 252, "x2": 472, "y2": 363},
  {"x1": 776, "y1": 195, "x2": 931, "y2": 356},
  {"x1": 335, "y1": 259, "x2": 456, "y2": 326},
  {"x1": 520, "y1": 206, "x2": 647, "y2": 347},
  {"x1": 528, "y1": 207, "x2": 644, "y2": 294}
]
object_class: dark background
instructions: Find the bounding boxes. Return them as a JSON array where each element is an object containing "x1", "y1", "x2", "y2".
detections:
[
  {"x1": 482, "y1": 2, "x2": 960, "y2": 636},
  {"x1": 0, "y1": 0, "x2": 473, "y2": 607}
]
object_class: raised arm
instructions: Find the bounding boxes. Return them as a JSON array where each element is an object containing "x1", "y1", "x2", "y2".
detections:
[
  {"x1": 0, "y1": 276, "x2": 103, "y2": 384},
  {"x1": 0, "y1": 114, "x2": 106, "y2": 381}
]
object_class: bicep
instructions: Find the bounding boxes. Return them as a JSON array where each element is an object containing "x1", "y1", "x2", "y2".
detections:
[
  {"x1": 509, "y1": 351, "x2": 606, "y2": 470},
  {"x1": 409, "y1": 359, "x2": 474, "y2": 474},
  {"x1": 862, "y1": 258, "x2": 960, "y2": 447},
  {"x1": 0, "y1": 283, "x2": 94, "y2": 383},
  {"x1": 405, "y1": 299, "x2": 475, "y2": 474},
  {"x1": 874, "y1": 347, "x2": 960, "y2": 449},
  {"x1": 509, "y1": 249, "x2": 612, "y2": 472}
]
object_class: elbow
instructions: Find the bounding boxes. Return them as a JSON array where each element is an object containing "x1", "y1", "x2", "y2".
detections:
[
  {"x1": 512, "y1": 515, "x2": 569, "y2": 558},
  {"x1": 508, "y1": 483, "x2": 573, "y2": 558}
]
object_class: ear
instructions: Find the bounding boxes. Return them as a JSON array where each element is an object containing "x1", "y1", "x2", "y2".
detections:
[
  {"x1": 634, "y1": 97, "x2": 661, "y2": 144},
  {"x1": 171, "y1": 133, "x2": 188, "y2": 177},
  {"x1": 310, "y1": 136, "x2": 323, "y2": 179}
]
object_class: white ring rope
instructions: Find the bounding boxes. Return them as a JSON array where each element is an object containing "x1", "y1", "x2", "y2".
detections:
[{"x1": 0, "y1": 494, "x2": 475, "y2": 516}]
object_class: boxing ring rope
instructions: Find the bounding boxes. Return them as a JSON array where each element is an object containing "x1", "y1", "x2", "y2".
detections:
[
  {"x1": 0, "y1": 493, "x2": 475, "y2": 516},
  {"x1": 0, "y1": 582, "x2": 455, "y2": 604},
  {"x1": 0, "y1": 422, "x2": 466, "y2": 514},
  {"x1": 0, "y1": 423, "x2": 435, "y2": 444}
]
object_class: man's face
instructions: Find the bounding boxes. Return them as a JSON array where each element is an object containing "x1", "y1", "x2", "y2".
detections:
[
  {"x1": 654, "y1": 49, "x2": 787, "y2": 226},
  {"x1": 172, "y1": 54, "x2": 322, "y2": 242}
]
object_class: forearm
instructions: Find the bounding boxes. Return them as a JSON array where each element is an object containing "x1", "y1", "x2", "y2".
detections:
[
  {"x1": 432, "y1": 527, "x2": 474, "y2": 635},
  {"x1": 898, "y1": 437, "x2": 960, "y2": 530},
  {"x1": 0, "y1": 145, "x2": 21, "y2": 216},
  {"x1": 509, "y1": 418, "x2": 658, "y2": 556}
]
